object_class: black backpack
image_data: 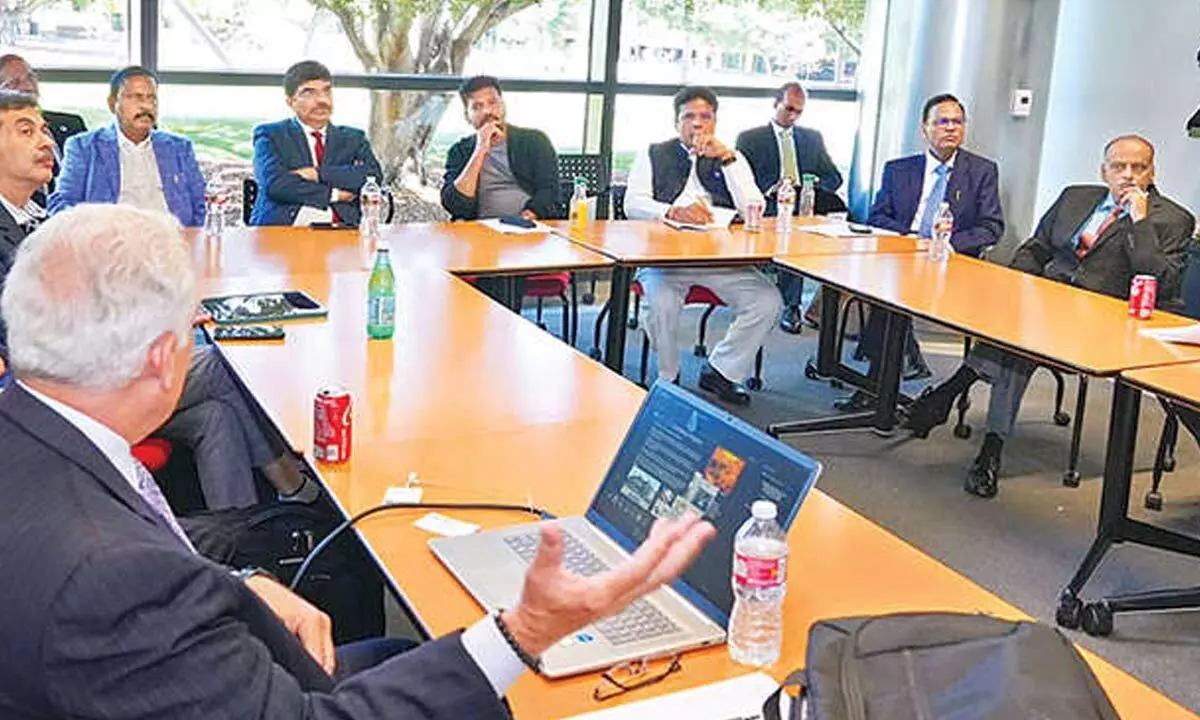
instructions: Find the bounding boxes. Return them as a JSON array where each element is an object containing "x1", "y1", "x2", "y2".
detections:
[
  {"x1": 763, "y1": 613, "x2": 1120, "y2": 720},
  {"x1": 180, "y1": 503, "x2": 385, "y2": 645}
]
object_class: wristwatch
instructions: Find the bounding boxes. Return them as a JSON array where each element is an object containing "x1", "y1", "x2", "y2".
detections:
[
  {"x1": 493, "y1": 610, "x2": 543, "y2": 673},
  {"x1": 231, "y1": 566, "x2": 273, "y2": 583}
]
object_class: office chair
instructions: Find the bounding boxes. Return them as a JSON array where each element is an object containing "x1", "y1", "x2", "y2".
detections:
[{"x1": 556, "y1": 154, "x2": 613, "y2": 305}]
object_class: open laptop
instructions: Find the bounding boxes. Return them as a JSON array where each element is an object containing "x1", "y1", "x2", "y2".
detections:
[{"x1": 429, "y1": 381, "x2": 822, "y2": 677}]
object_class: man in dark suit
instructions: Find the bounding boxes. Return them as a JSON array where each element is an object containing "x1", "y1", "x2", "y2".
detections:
[
  {"x1": 0, "y1": 203, "x2": 715, "y2": 718},
  {"x1": 905, "y1": 135, "x2": 1194, "y2": 498},
  {"x1": 737, "y1": 82, "x2": 843, "y2": 333},
  {"x1": 835, "y1": 93, "x2": 1005, "y2": 411},
  {"x1": 441, "y1": 75, "x2": 559, "y2": 222},
  {"x1": 251, "y1": 60, "x2": 383, "y2": 227},
  {"x1": 0, "y1": 54, "x2": 86, "y2": 197}
]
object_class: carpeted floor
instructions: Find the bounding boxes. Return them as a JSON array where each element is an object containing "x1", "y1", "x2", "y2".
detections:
[{"x1": 518, "y1": 279, "x2": 1200, "y2": 713}]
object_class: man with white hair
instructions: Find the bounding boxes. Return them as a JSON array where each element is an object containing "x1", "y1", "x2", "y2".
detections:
[{"x1": 0, "y1": 203, "x2": 716, "y2": 717}]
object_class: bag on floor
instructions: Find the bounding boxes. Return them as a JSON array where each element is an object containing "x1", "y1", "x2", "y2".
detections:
[
  {"x1": 762, "y1": 612, "x2": 1119, "y2": 720},
  {"x1": 180, "y1": 502, "x2": 384, "y2": 644}
]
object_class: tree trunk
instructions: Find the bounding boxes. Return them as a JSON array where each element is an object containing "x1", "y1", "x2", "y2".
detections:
[{"x1": 369, "y1": 89, "x2": 453, "y2": 184}]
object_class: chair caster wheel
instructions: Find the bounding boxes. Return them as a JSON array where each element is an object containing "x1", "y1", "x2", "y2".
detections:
[
  {"x1": 953, "y1": 424, "x2": 972, "y2": 440},
  {"x1": 1062, "y1": 470, "x2": 1081, "y2": 488},
  {"x1": 1054, "y1": 411, "x2": 1071, "y2": 427},
  {"x1": 804, "y1": 362, "x2": 820, "y2": 381},
  {"x1": 1056, "y1": 594, "x2": 1083, "y2": 629},
  {"x1": 1144, "y1": 491, "x2": 1163, "y2": 511},
  {"x1": 1163, "y1": 456, "x2": 1176, "y2": 473},
  {"x1": 588, "y1": 348, "x2": 602, "y2": 361},
  {"x1": 626, "y1": 318, "x2": 639, "y2": 330},
  {"x1": 746, "y1": 377, "x2": 763, "y2": 391},
  {"x1": 1081, "y1": 603, "x2": 1114, "y2": 637},
  {"x1": 582, "y1": 292, "x2": 595, "y2": 305},
  {"x1": 693, "y1": 344, "x2": 708, "y2": 358}
]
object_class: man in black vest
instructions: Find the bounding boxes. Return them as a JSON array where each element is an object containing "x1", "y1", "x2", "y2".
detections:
[{"x1": 626, "y1": 86, "x2": 780, "y2": 406}]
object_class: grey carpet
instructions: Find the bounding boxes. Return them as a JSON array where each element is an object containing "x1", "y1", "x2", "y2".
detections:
[{"x1": 519, "y1": 280, "x2": 1200, "y2": 713}]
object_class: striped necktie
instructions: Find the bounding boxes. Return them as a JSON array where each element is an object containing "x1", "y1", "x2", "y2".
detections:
[{"x1": 134, "y1": 460, "x2": 196, "y2": 553}]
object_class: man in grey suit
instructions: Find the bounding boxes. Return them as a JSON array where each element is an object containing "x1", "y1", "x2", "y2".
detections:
[
  {"x1": 0, "y1": 205, "x2": 716, "y2": 719},
  {"x1": 905, "y1": 135, "x2": 1194, "y2": 498}
]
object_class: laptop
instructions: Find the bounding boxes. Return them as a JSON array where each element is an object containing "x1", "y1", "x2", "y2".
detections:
[{"x1": 429, "y1": 381, "x2": 822, "y2": 677}]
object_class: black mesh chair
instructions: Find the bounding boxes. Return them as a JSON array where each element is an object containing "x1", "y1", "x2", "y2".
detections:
[
  {"x1": 241, "y1": 177, "x2": 396, "y2": 226},
  {"x1": 556, "y1": 154, "x2": 613, "y2": 305}
]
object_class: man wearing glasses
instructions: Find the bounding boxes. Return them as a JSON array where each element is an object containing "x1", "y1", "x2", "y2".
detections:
[
  {"x1": 835, "y1": 93, "x2": 1004, "y2": 409},
  {"x1": 625, "y1": 86, "x2": 778, "y2": 406},
  {"x1": 905, "y1": 135, "x2": 1193, "y2": 498},
  {"x1": 250, "y1": 60, "x2": 382, "y2": 226}
]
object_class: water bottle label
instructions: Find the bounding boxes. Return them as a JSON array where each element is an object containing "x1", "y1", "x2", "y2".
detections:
[
  {"x1": 734, "y1": 552, "x2": 786, "y2": 588},
  {"x1": 369, "y1": 296, "x2": 395, "y2": 325}
]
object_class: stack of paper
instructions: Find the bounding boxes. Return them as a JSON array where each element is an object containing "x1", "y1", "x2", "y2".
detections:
[
  {"x1": 663, "y1": 206, "x2": 738, "y2": 231},
  {"x1": 564, "y1": 671, "x2": 789, "y2": 720},
  {"x1": 1140, "y1": 325, "x2": 1200, "y2": 346}
]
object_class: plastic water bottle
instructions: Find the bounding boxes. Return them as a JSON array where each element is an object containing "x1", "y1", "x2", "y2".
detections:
[
  {"x1": 360, "y1": 175, "x2": 383, "y2": 243},
  {"x1": 203, "y1": 178, "x2": 225, "y2": 239},
  {"x1": 929, "y1": 201, "x2": 953, "y2": 263},
  {"x1": 728, "y1": 500, "x2": 788, "y2": 667},
  {"x1": 568, "y1": 176, "x2": 589, "y2": 232},
  {"x1": 775, "y1": 180, "x2": 795, "y2": 233},
  {"x1": 367, "y1": 247, "x2": 395, "y2": 340},
  {"x1": 798, "y1": 173, "x2": 817, "y2": 218}
]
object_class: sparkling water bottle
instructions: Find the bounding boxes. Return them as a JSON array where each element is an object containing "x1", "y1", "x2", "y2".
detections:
[
  {"x1": 203, "y1": 178, "x2": 225, "y2": 239},
  {"x1": 798, "y1": 173, "x2": 817, "y2": 218},
  {"x1": 728, "y1": 500, "x2": 788, "y2": 667},
  {"x1": 929, "y1": 201, "x2": 954, "y2": 263},
  {"x1": 360, "y1": 175, "x2": 384, "y2": 243},
  {"x1": 775, "y1": 180, "x2": 795, "y2": 233},
  {"x1": 367, "y1": 246, "x2": 395, "y2": 340}
]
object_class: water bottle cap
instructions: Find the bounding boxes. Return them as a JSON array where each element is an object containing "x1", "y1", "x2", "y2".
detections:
[
  {"x1": 751, "y1": 500, "x2": 777, "y2": 520},
  {"x1": 367, "y1": 175, "x2": 377, "y2": 182}
]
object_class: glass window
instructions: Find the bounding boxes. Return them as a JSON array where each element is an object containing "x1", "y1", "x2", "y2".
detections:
[
  {"x1": 0, "y1": 0, "x2": 132, "y2": 68},
  {"x1": 618, "y1": 1, "x2": 863, "y2": 89},
  {"x1": 611, "y1": 93, "x2": 860, "y2": 186},
  {"x1": 158, "y1": 0, "x2": 596, "y2": 79},
  {"x1": 36, "y1": 82, "x2": 112, "y2": 131}
]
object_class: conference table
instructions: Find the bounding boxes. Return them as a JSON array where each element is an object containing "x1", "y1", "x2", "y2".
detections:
[{"x1": 199, "y1": 220, "x2": 1197, "y2": 718}]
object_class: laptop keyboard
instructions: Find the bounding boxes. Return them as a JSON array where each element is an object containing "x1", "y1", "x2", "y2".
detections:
[{"x1": 503, "y1": 530, "x2": 681, "y2": 646}]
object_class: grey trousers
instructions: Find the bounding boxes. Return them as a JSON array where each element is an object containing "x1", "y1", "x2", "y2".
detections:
[
  {"x1": 965, "y1": 344, "x2": 1037, "y2": 441},
  {"x1": 155, "y1": 346, "x2": 283, "y2": 509}
]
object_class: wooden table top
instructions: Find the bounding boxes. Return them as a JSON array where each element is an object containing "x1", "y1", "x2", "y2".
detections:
[
  {"x1": 206, "y1": 269, "x2": 1193, "y2": 719},
  {"x1": 187, "y1": 223, "x2": 613, "y2": 280},
  {"x1": 775, "y1": 252, "x2": 1200, "y2": 376},
  {"x1": 553, "y1": 219, "x2": 920, "y2": 265},
  {"x1": 1123, "y1": 361, "x2": 1200, "y2": 410}
]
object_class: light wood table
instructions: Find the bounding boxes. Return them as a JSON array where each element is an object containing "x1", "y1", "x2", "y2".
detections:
[
  {"x1": 549, "y1": 219, "x2": 918, "y2": 372},
  {"x1": 206, "y1": 269, "x2": 1195, "y2": 719}
]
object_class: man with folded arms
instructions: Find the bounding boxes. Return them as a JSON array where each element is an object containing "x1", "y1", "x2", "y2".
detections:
[
  {"x1": 0, "y1": 203, "x2": 716, "y2": 718},
  {"x1": 626, "y1": 86, "x2": 780, "y2": 406},
  {"x1": 905, "y1": 135, "x2": 1193, "y2": 498}
]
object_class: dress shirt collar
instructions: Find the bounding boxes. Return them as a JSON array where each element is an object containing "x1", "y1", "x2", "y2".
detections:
[
  {"x1": 17, "y1": 381, "x2": 140, "y2": 494},
  {"x1": 771, "y1": 121, "x2": 794, "y2": 138},
  {"x1": 926, "y1": 149, "x2": 957, "y2": 171},
  {"x1": 116, "y1": 124, "x2": 153, "y2": 151},
  {"x1": 298, "y1": 119, "x2": 329, "y2": 139},
  {"x1": 0, "y1": 192, "x2": 46, "y2": 227}
]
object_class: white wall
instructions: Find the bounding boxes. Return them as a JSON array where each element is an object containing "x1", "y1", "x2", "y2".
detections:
[{"x1": 1036, "y1": 0, "x2": 1200, "y2": 225}]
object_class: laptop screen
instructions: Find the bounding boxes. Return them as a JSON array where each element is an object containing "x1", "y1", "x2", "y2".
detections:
[{"x1": 585, "y1": 382, "x2": 821, "y2": 627}]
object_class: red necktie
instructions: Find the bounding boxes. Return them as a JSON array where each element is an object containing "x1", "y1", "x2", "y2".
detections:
[
  {"x1": 311, "y1": 131, "x2": 341, "y2": 223},
  {"x1": 1076, "y1": 206, "x2": 1121, "y2": 259}
]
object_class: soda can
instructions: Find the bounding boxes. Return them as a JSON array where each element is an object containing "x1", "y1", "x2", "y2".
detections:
[
  {"x1": 744, "y1": 201, "x2": 764, "y2": 232},
  {"x1": 313, "y1": 386, "x2": 353, "y2": 463},
  {"x1": 1128, "y1": 274, "x2": 1157, "y2": 319}
]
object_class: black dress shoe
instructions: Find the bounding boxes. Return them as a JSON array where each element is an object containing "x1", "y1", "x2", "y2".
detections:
[
  {"x1": 963, "y1": 433, "x2": 1003, "y2": 498},
  {"x1": 779, "y1": 305, "x2": 804, "y2": 335},
  {"x1": 833, "y1": 390, "x2": 876, "y2": 413},
  {"x1": 698, "y1": 363, "x2": 751, "y2": 406},
  {"x1": 905, "y1": 386, "x2": 955, "y2": 438}
]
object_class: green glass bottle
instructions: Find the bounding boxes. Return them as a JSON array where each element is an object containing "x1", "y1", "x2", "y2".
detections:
[{"x1": 367, "y1": 247, "x2": 395, "y2": 339}]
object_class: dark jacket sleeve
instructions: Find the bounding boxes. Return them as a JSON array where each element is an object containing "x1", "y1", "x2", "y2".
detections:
[
  {"x1": 44, "y1": 544, "x2": 511, "y2": 720},
  {"x1": 1127, "y1": 199, "x2": 1195, "y2": 301},
  {"x1": 867, "y1": 161, "x2": 909, "y2": 233},
  {"x1": 515, "y1": 129, "x2": 560, "y2": 220},
  {"x1": 950, "y1": 157, "x2": 1004, "y2": 255},
  {"x1": 441, "y1": 137, "x2": 479, "y2": 221},
  {"x1": 800, "y1": 129, "x2": 842, "y2": 193},
  {"x1": 253, "y1": 124, "x2": 332, "y2": 211},
  {"x1": 1009, "y1": 189, "x2": 1067, "y2": 276},
  {"x1": 318, "y1": 129, "x2": 382, "y2": 195},
  {"x1": 47, "y1": 133, "x2": 89, "y2": 216}
]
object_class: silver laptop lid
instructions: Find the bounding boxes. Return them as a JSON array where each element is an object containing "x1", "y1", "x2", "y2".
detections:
[{"x1": 583, "y1": 381, "x2": 822, "y2": 628}]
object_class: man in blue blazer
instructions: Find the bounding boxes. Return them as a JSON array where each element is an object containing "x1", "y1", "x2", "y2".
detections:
[
  {"x1": 835, "y1": 93, "x2": 1005, "y2": 412},
  {"x1": 251, "y1": 60, "x2": 382, "y2": 227},
  {"x1": 0, "y1": 204, "x2": 715, "y2": 719},
  {"x1": 48, "y1": 66, "x2": 206, "y2": 227}
]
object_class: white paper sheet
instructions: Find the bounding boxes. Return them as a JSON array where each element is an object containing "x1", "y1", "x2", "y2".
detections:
[
  {"x1": 663, "y1": 206, "x2": 738, "y2": 231},
  {"x1": 564, "y1": 671, "x2": 789, "y2": 720},
  {"x1": 478, "y1": 218, "x2": 553, "y2": 235},
  {"x1": 1140, "y1": 324, "x2": 1200, "y2": 346},
  {"x1": 803, "y1": 223, "x2": 888, "y2": 238}
]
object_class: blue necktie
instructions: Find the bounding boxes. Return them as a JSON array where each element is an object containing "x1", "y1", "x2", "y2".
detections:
[{"x1": 917, "y1": 164, "x2": 950, "y2": 238}]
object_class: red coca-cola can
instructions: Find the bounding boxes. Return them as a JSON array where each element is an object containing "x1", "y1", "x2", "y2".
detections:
[
  {"x1": 313, "y1": 386, "x2": 352, "y2": 463},
  {"x1": 1128, "y1": 274, "x2": 1158, "y2": 319}
]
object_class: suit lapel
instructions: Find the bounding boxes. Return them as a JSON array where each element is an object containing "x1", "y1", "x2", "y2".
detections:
[
  {"x1": 0, "y1": 384, "x2": 161, "y2": 528},
  {"x1": 1063, "y1": 187, "x2": 1111, "y2": 255},
  {"x1": 150, "y1": 131, "x2": 180, "y2": 216},
  {"x1": 0, "y1": 203, "x2": 27, "y2": 253},
  {"x1": 97, "y1": 126, "x2": 121, "y2": 202},
  {"x1": 289, "y1": 119, "x2": 315, "y2": 166}
]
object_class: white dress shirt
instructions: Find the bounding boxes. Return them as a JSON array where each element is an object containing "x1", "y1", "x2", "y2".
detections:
[
  {"x1": 293, "y1": 120, "x2": 339, "y2": 226},
  {"x1": 116, "y1": 127, "x2": 170, "y2": 215},
  {"x1": 909, "y1": 149, "x2": 956, "y2": 233},
  {"x1": 0, "y1": 192, "x2": 47, "y2": 228},
  {"x1": 17, "y1": 380, "x2": 527, "y2": 696},
  {"x1": 625, "y1": 142, "x2": 764, "y2": 220}
]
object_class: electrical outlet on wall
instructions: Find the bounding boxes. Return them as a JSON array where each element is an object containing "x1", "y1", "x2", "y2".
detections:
[{"x1": 1011, "y1": 89, "x2": 1033, "y2": 117}]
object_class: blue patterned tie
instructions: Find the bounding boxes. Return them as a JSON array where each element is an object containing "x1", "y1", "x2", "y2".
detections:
[
  {"x1": 917, "y1": 164, "x2": 950, "y2": 238},
  {"x1": 134, "y1": 460, "x2": 196, "y2": 553}
]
